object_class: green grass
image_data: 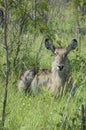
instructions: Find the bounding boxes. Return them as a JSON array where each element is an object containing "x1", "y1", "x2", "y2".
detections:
[
  {"x1": 0, "y1": 35, "x2": 86, "y2": 130},
  {"x1": 0, "y1": 77, "x2": 86, "y2": 130},
  {"x1": 0, "y1": 2, "x2": 86, "y2": 129}
]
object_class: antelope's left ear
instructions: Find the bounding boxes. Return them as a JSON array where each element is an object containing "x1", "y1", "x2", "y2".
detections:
[
  {"x1": 66, "y1": 39, "x2": 78, "y2": 54},
  {"x1": 45, "y1": 39, "x2": 56, "y2": 54}
]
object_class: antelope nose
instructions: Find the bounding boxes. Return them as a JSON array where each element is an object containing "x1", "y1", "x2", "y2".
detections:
[{"x1": 58, "y1": 64, "x2": 64, "y2": 71}]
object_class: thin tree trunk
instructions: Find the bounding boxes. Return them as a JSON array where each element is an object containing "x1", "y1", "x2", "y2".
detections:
[
  {"x1": 32, "y1": 0, "x2": 37, "y2": 28},
  {"x1": 2, "y1": 0, "x2": 9, "y2": 127},
  {"x1": 34, "y1": 0, "x2": 36, "y2": 28},
  {"x1": 81, "y1": 104, "x2": 86, "y2": 130}
]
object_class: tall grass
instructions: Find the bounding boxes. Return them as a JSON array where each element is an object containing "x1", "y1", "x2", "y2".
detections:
[
  {"x1": 0, "y1": 2, "x2": 86, "y2": 130},
  {"x1": 0, "y1": 78, "x2": 86, "y2": 130}
]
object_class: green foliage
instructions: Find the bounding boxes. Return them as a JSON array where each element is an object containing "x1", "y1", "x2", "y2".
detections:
[
  {"x1": 36, "y1": 0, "x2": 49, "y2": 12},
  {"x1": 0, "y1": 0, "x2": 86, "y2": 130}
]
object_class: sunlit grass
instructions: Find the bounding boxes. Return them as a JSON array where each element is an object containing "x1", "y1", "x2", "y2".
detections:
[{"x1": 0, "y1": 78, "x2": 85, "y2": 130}]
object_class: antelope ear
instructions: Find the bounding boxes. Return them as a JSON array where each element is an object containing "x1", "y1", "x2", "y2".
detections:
[
  {"x1": 66, "y1": 39, "x2": 77, "y2": 54},
  {"x1": 45, "y1": 39, "x2": 56, "y2": 54}
]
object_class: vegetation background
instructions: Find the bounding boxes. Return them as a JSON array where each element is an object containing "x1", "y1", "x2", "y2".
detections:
[{"x1": 0, "y1": 0, "x2": 86, "y2": 130}]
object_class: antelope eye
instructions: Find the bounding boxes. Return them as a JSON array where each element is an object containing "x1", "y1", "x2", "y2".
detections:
[
  {"x1": 54, "y1": 50, "x2": 58, "y2": 55},
  {"x1": 55, "y1": 50, "x2": 59, "y2": 55},
  {"x1": 63, "y1": 53, "x2": 67, "y2": 58},
  {"x1": 63, "y1": 55, "x2": 65, "y2": 58}
]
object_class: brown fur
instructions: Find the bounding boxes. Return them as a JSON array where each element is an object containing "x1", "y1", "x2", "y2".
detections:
[{"x1": 18, "y1": 39, "x2": 77, "y2": 97}]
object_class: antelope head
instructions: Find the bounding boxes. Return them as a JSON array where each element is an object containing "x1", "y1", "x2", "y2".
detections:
[{"x1": 45, "y1": 39, "x2": 77, "y2": 72}]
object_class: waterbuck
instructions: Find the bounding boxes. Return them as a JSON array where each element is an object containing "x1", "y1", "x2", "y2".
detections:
[{"x1": 18, "y1": 39, "x2": 77, "y2": 97}]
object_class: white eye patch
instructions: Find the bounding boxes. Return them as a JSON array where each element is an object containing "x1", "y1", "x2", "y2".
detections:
[{"x1": 54, "y1": 50, "x2": 57, "y2": 55}]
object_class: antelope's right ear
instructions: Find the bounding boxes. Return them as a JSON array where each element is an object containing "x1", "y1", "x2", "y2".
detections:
[
  {"x1": 45, "y1": 39, "x2": 56, "y2": 54},
  {"x1": 66, "y1": 39, "x2": 78, "y2": 55}
]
